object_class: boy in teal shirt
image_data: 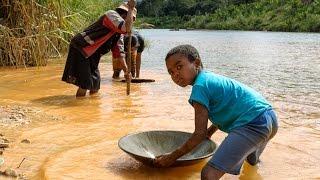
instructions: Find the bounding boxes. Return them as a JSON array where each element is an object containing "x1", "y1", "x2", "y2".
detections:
[
  {"x1": 189, "y1": 71, "x2": 271, "y2": 132},
  {"x1": 154, "y1": 44, "x2": 278, "y2": 180}
]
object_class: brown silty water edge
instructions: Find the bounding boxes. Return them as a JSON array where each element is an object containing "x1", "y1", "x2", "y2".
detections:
[{"x1": 0, "y1": 61, "x2": 319, "y2": 179}]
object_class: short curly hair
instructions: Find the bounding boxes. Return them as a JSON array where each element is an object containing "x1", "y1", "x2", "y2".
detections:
[{"x1": 165, "y1": 44, "x2": 203, "y2": 68}]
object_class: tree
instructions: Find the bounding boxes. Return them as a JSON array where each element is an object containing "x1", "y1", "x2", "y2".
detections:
[
  {"x1": 301, "y1": 0, "x2": 313, "y2": 4},
  {"x1": 137, "y1": 0, "x2": 166, "y2": 17}
]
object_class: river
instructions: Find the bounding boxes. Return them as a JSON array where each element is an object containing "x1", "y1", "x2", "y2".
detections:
[{"x1": 0, "y1": 29, "x2": 319, "y2": 179}]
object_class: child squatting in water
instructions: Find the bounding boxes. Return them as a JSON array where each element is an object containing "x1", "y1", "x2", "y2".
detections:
[{"x1": 154, "y1": 44, "x2": 278, "y2": 180}]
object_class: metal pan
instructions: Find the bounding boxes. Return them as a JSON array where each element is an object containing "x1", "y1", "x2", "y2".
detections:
[{"x1": 118, "y1": 130, "x2": 217, "y2": 167}]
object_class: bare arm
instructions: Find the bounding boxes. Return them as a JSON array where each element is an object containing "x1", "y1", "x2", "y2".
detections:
[
  {"x1": 118, "y1": 56, "x2": 128, "y2": 75},
  {"x1": 154, "y1": 102, "x2": 211, "y2": 167},
  {"x1": 124, "y1": 0, "x2": 135, "y2": 80},
  {"x1": 111, "y1": 36, "x2": 129, "y2": 77},
  {"x1": 135, "y1": 52, "x2": 141, "y2": 78},
  {"x1": 206, "y1": 124, "x2": 218, "y2": 139},
  {"x1": 125, "y1": 0, "x2": 136, "y2": 33}
]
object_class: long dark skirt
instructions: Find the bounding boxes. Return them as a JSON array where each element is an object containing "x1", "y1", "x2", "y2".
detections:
[{"x1": 62, "y1": 46, "x2": 101, "y2": 90}]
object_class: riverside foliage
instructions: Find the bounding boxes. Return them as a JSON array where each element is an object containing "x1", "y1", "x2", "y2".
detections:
[
  {"x1": 136, "y1": 0, "x2": 320, "y2": 32},
  {"x1": 0, "y1": 0, "x2": 120, "y2": 67}
]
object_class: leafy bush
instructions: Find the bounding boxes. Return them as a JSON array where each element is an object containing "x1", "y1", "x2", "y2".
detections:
[{"x1": 138, "y1": 0, "x2": 320, "y2": 32}]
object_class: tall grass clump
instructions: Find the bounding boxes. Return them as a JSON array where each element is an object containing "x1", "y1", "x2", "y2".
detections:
[
  {"x1": 0, "y1": 0, "x2": 68, "y2": 67},
  {"x1": 0, "y1": 0, "x2": 120, "y2": 67}
]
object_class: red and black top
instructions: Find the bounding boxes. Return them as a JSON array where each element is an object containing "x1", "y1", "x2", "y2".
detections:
[{"x1": 71, "y1": 10, "x2": 127, "y2": 59}]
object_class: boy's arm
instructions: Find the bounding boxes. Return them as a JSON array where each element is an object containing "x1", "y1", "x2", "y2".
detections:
[
  {"x1": 154, "y1": 102, "x2": 209, "y2": 167},
  {"x1": 206, "y1": 124, "x2": 218, "y2": 139}
]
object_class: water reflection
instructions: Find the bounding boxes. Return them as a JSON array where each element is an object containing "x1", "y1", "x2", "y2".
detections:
[
  {"x1": 239, "y1": 162, "x2": 262, "y2": 180},
  {"x1": 140, "y1": 29, "x2": 320, "y2": 130}
]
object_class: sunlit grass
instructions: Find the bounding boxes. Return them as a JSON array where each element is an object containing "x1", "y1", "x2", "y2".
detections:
[{"x1": 0, "y1": 0, "x2": 121, "y2": 67}]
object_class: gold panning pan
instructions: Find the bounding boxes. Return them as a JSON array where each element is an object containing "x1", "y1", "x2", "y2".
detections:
[{"x1": 118, "y1": 131, "x2": 217, "y2": 167}]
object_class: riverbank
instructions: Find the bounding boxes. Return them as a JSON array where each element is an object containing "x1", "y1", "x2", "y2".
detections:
[
  {"x1": 0, "y1": 103, "x2": 62, "y2": 179},
  {"x1": 0, "y1": 103, "x2": 62, "y2": 128}
]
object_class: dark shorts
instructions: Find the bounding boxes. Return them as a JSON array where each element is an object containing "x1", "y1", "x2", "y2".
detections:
[
  {"x1": 208, "y1": 109, "x2": 278, "y2": 175},
  {"x1": 61, "y1": 46, "x2": 101, "y2": 90}
]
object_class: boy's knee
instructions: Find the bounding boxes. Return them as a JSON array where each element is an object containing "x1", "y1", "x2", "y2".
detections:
[{"x1": 201, "y1": 164, "x2": 225, "y2": 180}]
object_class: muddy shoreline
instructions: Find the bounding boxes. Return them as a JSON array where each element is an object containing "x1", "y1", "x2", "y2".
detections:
[{"x1": 0, "y1": 104, "x2": 61, "y2": 179}]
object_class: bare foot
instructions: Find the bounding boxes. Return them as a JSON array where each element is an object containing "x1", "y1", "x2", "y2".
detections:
[
  {"x1": 89, "y1": 89, "x2": 99, "y2": 95},
  {"x1": 76, "y1": 88, "x2": 87, "y2": 97},
  {"x1": 112, "y1": 71, "x2": 120, "y2": 79}
]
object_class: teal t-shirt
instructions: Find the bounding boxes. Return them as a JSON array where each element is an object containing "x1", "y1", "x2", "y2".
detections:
[{"x1": 188, "y1": 71, "x2": 271, "y2": 133}]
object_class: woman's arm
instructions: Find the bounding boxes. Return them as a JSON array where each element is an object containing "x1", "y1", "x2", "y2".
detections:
[
  {"x1": 135, "y1": 52, "x2": 141, "y2": 78},
  {"x1": 154, "y1": 102, "x2": 209, "y2": 167},
  {"x1": 124, "y1": 0, "x2": 135, "y2": 33}
]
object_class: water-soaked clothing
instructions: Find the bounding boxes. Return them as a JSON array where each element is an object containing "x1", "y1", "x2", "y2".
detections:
[
  {"x1": 208, "y1": 109, "x2": 278, "y2": 175},
  {"x1": 62, "y1": 10, "x2": 126, "y2": 90}
]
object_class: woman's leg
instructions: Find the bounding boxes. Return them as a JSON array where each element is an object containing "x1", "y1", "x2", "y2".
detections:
[
  {"x1": 62, "y1": 46, "x2": 89, "y2": 97},
  {"x1": 89, "y1": 89, "x2": 99, "y2": 95},
  {"x1": 76, "y1": 87, "x2": 87, "y2": 97},
  {"x1": 88, "y1": 53, "x2": 101, "y2": 93}
]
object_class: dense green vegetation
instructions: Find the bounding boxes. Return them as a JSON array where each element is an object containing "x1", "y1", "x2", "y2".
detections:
[
  {"x1": 137, "y1": 0, "x2": 320, "y2": 32},
  {"x1": 0, "y1": 0, "x2": 120, "y2": 67},
  {"x1": 0, "y1": 0, "x2": 318, "y2": 67}
]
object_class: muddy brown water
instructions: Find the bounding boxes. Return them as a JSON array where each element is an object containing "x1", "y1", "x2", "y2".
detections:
[{"x1": 0, "y1": 29, "x2": 319, "y2": 179}]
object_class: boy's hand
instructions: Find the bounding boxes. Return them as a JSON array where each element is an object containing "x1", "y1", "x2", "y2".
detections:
[{"x1": 153, "y1": 153, "x2": 176, "y2": 167}]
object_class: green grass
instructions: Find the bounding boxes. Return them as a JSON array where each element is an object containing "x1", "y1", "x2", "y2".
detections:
[{"x1": 0, "y1": 0, "x2": 122, "y2": 67}]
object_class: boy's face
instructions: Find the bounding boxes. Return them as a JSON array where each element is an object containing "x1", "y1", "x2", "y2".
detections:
[{"x1": 166, "y1": 53, "x2": 200, "y2": 87}]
